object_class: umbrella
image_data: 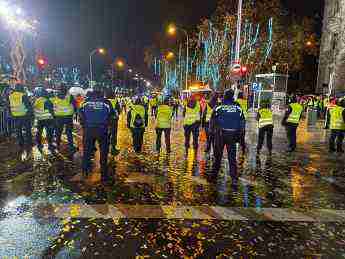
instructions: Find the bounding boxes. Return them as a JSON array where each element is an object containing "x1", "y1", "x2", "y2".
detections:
[{"x1": 69, "y1": 87, "x2": 85, "y2": 96}]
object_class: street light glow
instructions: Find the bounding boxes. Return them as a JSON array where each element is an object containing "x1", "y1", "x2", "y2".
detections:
[
  {"x1": 116, "y1": 60, "x2": 124, "y2": 68},
  {"x1": 166, "y1": 51, "x2": 175, "y2": 60},
  {"x1": 167, "y1": 24, "x2": 177, "y2": 36},
  {"x1": 128, "y1": 69, "x2": 133, "y2": 73},
  {"x1": 98, "y1": 48, "x2": 105, "y2": 54}
]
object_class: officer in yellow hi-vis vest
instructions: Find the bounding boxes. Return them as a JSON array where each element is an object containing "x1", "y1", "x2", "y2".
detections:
[
  {"x1": 236, "y1": 92, "x2": 248, "y2": 152},
  {"x1": 183, "y1": 96, "x2": 202, "y2": 151},
  {"x1": 156, "y1": 97, "x2": 174, "y2": 153},
  {"x1": 326, "y1": 99, "x2": 345, "y2": 153},
  {"x1": 50, "y1": 83, "x2": 77, "y2": 154},
  {"x1": 127, "y1": 97, "x2": 148, "y2": 152},
  {"x1": 34, "y1": 88, "x2": 55, "y2": 152},
  {"x1": 282, "y1": 96, "x2": 303, "y2": 152},
  {"x1": 202, "y1": 96, "x2": 217, "y2": 153},
  {"x1": 256, "y1": 101, "x2": 274, "y2": 156},
  {"x1": 8, "y1": 84, "x2": 33, "y2": 149},
  {"x1": 106, "y1": 89, "x2": 121, "y2": 155}
]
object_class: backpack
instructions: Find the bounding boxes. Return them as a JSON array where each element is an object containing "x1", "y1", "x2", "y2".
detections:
[{"x1": 134, "y1": 113, "x2": 144, "y2": 127}]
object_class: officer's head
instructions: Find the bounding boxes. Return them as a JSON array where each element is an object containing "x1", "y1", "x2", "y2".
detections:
[
  {"x1": 57, "y1": 83, "x2": 68, "y2": 95},
  {"x1": 14, "y1": 83, "x2": 25, "y2": 92},
  {"x1": 238, "y1": 92, "x2": 244, "y2": 99},
  {"x1": 105, "y1": 88, "x2": 115, "y2": 99},
  {"x1": 260, "y1": 100, "x2": 270, "y2": 109},
  {"x1": 134, "y1": 96, "x2": 142, "y2": 105},
  {"x1": 223, "y1": 89, "x2": 234, "y2": 102},
  {"x1": 93, "y1": 85, "x2": 104, "y2": 98},
  {"x1": 337, "y1": 98, "x2": 345, "y2": 107},
  {"x1": 40, "y1": 89, "x2": 49, "y2": 98}
]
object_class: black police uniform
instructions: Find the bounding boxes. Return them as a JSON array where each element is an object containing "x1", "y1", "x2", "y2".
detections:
[
  {"x1": 210, "y1": 98, "x2": 244, "y2": 183},
  {"x1": 80, "y1": 95, "x2": 114, "y2": 182}
]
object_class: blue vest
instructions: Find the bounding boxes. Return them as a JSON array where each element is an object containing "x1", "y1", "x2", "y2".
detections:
[
  {"x1": 215, "y1": 104, "x2": 243, "y2": 130},
  {"x1": 82, "y1": 99, "x2": 111, "y2": 128}
]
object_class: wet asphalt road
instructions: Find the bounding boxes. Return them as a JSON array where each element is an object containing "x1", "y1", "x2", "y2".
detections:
[{"x1": 0, "y1": 111, "x2": 345, "y2": 258}]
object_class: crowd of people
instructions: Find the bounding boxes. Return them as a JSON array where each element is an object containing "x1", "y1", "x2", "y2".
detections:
[{"x1": 1, "y1": 83, "x2": 345, "y2": 186}]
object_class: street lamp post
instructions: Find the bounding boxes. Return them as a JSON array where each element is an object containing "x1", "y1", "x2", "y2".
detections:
[
  {"x1": 89, "y1": 48, "x2": 105, "y2": 88},
  {"x1": 167, "y1": 24, "x2": 189, "y2": 90},
  {"x1": 235, "y1": 0, "x2": 243, "y2": 63}
]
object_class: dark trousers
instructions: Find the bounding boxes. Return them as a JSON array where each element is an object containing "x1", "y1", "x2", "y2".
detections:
[
  {"x1": 131, "y1": 128, "x2": 145, "y2": 152},
  {"x1": 55, "y1": 117, "x2": 74, "y2": 151},
  {"x1": 213, "y1": 130, "x2": 240, "y2": 179},
  {"x1": 257, "y1": 126, "x2": 273, "y2": 152},
  {"x1": 285, "y1": 124, "x2": 298, "y2": 151},
  {"x1": 110, "y1": 119, "x2": 119, "y2": 151},
  {"x1": 184, "y1": 123, "x2": 200, "y2": 149},
  {"x1": 329, "y1": 130, "x2": 344, "y2": 152},
  {"x1": 36, "y1": 119, "x2": 54, "y2": 149},
  {"x1": 204, "y1": 123, "x2": 214, "y2": 152},
  {"x1": 156, "y1": 128, "x2": 171, "y2": 152},
  {"x1": 13, "y1": 116, "x2": 32, "y2": 148},
  {"x1": 82, "y1": 127, "x2": 110, "y2": 180}
]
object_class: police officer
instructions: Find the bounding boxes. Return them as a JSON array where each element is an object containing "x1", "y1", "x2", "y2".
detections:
[
  {"x1": 8, "y1": 83, "x2": 33, "y2": 150},
  {"x1": 326, "y1": 99, "x2": 345, "y2": 153},
  {"x1": 50, "y1": 84, "x2": 77, "y2": 154},
  {"x1": 256, "y1": 100, "x2": 274, "y2": 156},
  {"x1": 150, "y1": 96, "x2": 158, "y2": 117},
  {"x1": 106, "y1": 89, "x2": 121, "y2": 155},
  {"x1": 127, "y1": 97, "x2": 148, "y2": 152},
  {"x1": 282, "y1": 96, "x2": 303, "y2": 152},
  {"x1": 183, "y1": 96, "x2": 202, "y2": 151},
  {"x1": 156, "y1": 97, "x2": 174, "y2": 153},
  {"x1": 236, "y1": 92, "x2": 248, "y2": 152},
  {"x1": 79, "y1": 87, "x2": 114, "y2": 183},
  {"x1": 210, "y1": 89, "x2": 244, "y2": 185},
  {"x1": 34, "y1": 88, "x2": 55, "y2": 152},
  {"x1": 202, "y1": 95, "x2": 217, "y2": 153}
]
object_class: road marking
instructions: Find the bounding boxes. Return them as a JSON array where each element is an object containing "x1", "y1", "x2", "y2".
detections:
[{"x1": 41, "y1": 203, "x2": 345, "y2": 222}]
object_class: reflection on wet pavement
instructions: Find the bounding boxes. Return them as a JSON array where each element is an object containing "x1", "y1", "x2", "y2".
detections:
[{"x1": 0, "y1": 113, "x2": 345, "y2": 258}]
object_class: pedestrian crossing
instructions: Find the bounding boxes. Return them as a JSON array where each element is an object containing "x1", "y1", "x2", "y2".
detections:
[{"x1": 43, "y1": 203, "x2": 345, "y2": 222}]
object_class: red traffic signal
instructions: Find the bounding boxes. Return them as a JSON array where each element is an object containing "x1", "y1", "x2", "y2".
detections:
[
  {"x1": 240, "y1": 66, "x2": 248, "y2": 75},
  {"x1": 37, "y1": 58, "x2": 45, "y2": 65}
]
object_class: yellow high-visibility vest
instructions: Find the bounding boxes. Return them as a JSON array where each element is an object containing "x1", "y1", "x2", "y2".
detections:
[
  {"x1": 330, "y1": 106, "x2": 345, "y2": 130},
  {"x1": 287, "y1": 103, "x2": 303, "y2": 124},
  {"x1": 9, "y1": 92, "x2": 28, "y2": 117},
  {"x1": 130, "y1": 104, "x2": 146, "y2": 128},
  {"x1": 237, "y1": 98, "x2": 248, "y2": 119},
  {"x1": 258, "y1": 108, "x2": 273, "y2": 128},
  {"x1": 156, "y1": 105, "x2": 173, "y2": 129},
  {"x1": 51, "y1": 95, "x2": 74, "y2": 117},
  {"x1": 34, "y1": 97, "x2": 53, "y2": 121},
  {"x1": 205, "y1": 104, "x2": 213, "y2": 122},
  {"x1": 184, "y1": 103, "x2": 200, "y2": 126}
]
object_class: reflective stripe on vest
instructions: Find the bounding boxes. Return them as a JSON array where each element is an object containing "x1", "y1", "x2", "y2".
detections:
[
  {"x1": 287, "y1": 103, "x2": 303, "y2": 124},
  {"x1": 237, "y1": 99, "x2": 248, "y2": 119},
  {"x1": 9, "y1": 92, "x2": 28, "y2": 117},
  {"x1": 330, "y1": 106, "x2": 345, "y2": 130},
  {"x1": 130, "y1": 105, "x2": 146, "y2": 128},
  {"x1": 108, "y1": 98, "x2": 117, "y2": 109},
  {"x1": 156, "y1": 105, "x2": 173, "y2": 129},
  {"x1": 205, "y1": 104, "x2": 213, "y2": 122},
  {"x1": 184, "y1": 104, "x2": 200, "y2": 126},
  {"x1": 258, "y1": 108, "x2": 273, "y2": 128},
  {"x1": 51, "y1": 95, "x2": 74, "y2": 117},
  {"x1": 34, "y1": 97, "x2": 53, "y2": 120}
]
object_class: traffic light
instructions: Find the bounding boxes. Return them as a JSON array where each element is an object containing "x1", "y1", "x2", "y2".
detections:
[
  {"x1": 37, "y1": 57, "x2": 47, "y2": 70},
  {"x1": 240, "y1": 66, "x2": 247, "y2": 75}
]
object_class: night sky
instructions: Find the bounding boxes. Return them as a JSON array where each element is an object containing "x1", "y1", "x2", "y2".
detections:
[{"x1": 21, "y1": 0, "x2": 323, "y2": 75}]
